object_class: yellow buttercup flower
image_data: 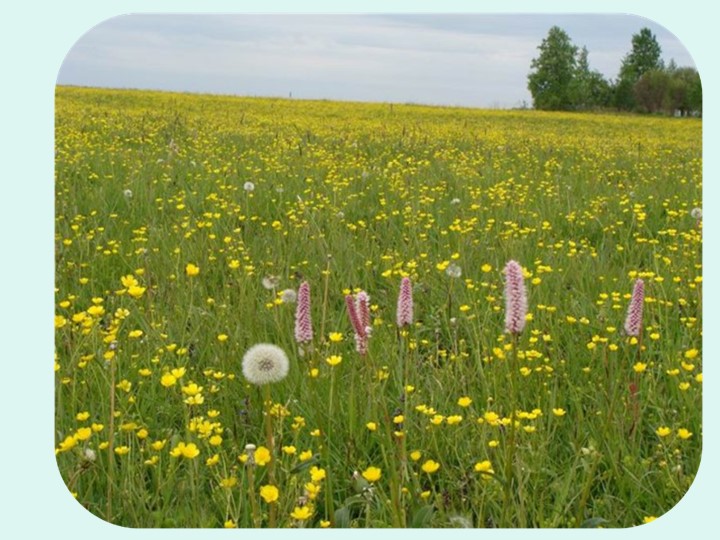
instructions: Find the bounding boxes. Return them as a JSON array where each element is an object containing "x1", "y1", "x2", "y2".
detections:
[
  {"x1": 361, "y1": 466, "x2": 382, "y2": 483},
  {"x1": 259, "y1": 484, "x2": 279, "y2": 503}
]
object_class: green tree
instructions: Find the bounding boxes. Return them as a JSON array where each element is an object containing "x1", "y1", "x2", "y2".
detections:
[
  {"x1": 615, "y1": 27, "x2": 663, "y2": 110},
  {"x1": 667, "y1": 67, "x2": 701, "y2": 115},
  {"x1": 571, "y1": 46, "x2": 612, "y2": 110},
  {"x1": 634, "y1": 69, "x2": 670, "y2": 113},
  {"x1": 528, "y1": 26, "x2": 578, "y2": 110}
]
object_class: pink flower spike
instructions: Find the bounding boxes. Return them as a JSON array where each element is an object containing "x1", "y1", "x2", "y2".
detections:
[
  {"x1": 397, "y1": 277, "x2": 414, "y2": 327},
  {"x1": 624, "y1": 279, "x2": 645, "y2": 337},
  {"x1": 294, "y1": 281, "x2": 313, "y2": 344},
  {"x1": 345, "y1": 294, "x2": 366, "y2": 338},
  {"x1": 504, "y1": 260, "x2": 528, "y2": 335},
  {"x1": 356, "y1": 291, "x2": 371, "y2": 335}
]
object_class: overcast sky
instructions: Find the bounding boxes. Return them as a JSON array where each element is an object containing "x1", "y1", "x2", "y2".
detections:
[{"x1": 57, "y1": 14, "x2": 696, "y2": 109}]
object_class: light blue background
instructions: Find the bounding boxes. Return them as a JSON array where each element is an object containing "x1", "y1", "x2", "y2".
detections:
[{"x1": 0, "y1": 1, "x2": 713, "y2": 539}]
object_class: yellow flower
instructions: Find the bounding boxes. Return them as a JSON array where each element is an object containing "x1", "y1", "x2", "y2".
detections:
[
  {"x1": 421, "y1": 460, "x2": 441, "y2": 474},
  {"x1": 457, "y1": 396, "x2": 472, "y2": 407},
  {"x1": 54, "y1": 315, "x2": 67, "y2": 329},
  {"x1": 325, "y1": 355, "x2": 342, "y2": 367},
  {"x1": 366, "y1": 422, "x2": 377, "y2": 432},
  {"x1": 74, "y1": 427, "x2": 92, "y2": 441},
  {"x1": 217, "y1": 334, "x2": 228, "y2": 342},
  {"x1": 488, "y1": 440, "x2": 499, "y2": 448},
  {"x1": 114, "y1": 446, "x2": 130, "y2": 456},
  {"x1": 209, "y1": 435, "x2": 223, "y2": 446},
  {"x1": 361, "y1": 466, "x2": 382, "y2": 483},
  {"x1": 320, "y1": 520, "x2": 331, "y2": 528},
  {"x1": 76, "y1": 411, "x2": 90, "y2": 421},
  {"x1": 655, "y1": 426, "x2": 671, "y2": 437},
  {"x1": 170, "y1": 442, "x2": 200, "y2": 459},
  {"x1": 304, "y1": 482, "x2": 321, "y2": 500},
  {"x1": 151, "y1": 439, "x2": 167, "y2": 451},
  {"x1": 643, "y1": 516, "x2": 657, "y2": 524},
  {"x1": 254, "y1": 446, "x2": 271, "y2": 466},
  {"x1": 393, "y1": 415, "x2": 405, "y2": 424},
  {"x1": 224, "y1": 520, "x2": 237, "y2": 528},
  {"x1": 259, "y1": 484, "x2": 279, "y2": 503},
  {"x1": 552, "y1": 408, "x2": 566, "y2": 417},
  {"x1": 410, "y1": 450, "x2": 422, "y2": 461},
  {"x1": 57, "y1": 435, "x2": 77, "y2": 453},
  {"x1": 633, "y1": 362, "x2": 647, "y2": 373},
  {"x1": 677, "y1": 428, "x2": 693, "y2": 440},
  {"x1": 290, "y1": 505, "x2": 313, "y2": 521},
  {"x1": 171, "y1": 367, "x2": 186, "y2": 378},
  {"x1": 219, "y1": 477, "x2": 237, "y2": 488},
  {"x1": 127, "y1": 285, "x2": 146, "y2": 299},
  {"x1": 310, "y1": 466, "x2": 326, "y2": 482},
  {"x1": 185, "y1": 263, "x2": 200, "y2": 277},
  {"x1": 328, "y1": 332, "x2": 344, "y2": 342},
  {"x1": 474, "y1": 460, "x2": 494, "y2": 475},
  {"x1": 282, "y1": 445, "x2": 297, "y2": 455},
  {"x1": 299, "y1": 450, "x2": 313, "y2": 461},
  {"x1": 446, "y1": 415, "x2": 463, "y2": 425},
  {"x1": 160, "y1": 373, "x2": 177, "y2": 387},
  {"x1": 684, "y1": 348, "x2": 699, "y2": 360}
]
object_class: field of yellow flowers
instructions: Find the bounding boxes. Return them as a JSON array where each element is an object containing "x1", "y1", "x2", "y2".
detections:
[{"x1": 54, "y1": 86, "x2": 702, "y2": 528}]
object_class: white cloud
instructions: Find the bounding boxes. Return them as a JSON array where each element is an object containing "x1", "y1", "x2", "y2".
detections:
[{"x1": 58, "y1": 14, "x2": 695, "y2": 108}]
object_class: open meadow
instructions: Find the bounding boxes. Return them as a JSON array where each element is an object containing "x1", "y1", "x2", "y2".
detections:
[{"x1": 54, "y1": 86, "x2": 702, "y2": 528}]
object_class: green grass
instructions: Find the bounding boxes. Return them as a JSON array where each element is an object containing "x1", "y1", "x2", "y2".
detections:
[{"x1": 54, "y1": 86, "x2": 702, "y2": 528}]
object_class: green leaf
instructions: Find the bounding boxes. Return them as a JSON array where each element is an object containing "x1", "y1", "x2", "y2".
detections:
[
  {"x1": 288, "y1": 455, "x2": 320, "y2": 474},
  {"x1": 580, "y1": 517, "x2": 609, "y2": 528},
  {"x1": 334, "y1": 506, "x2": 351, "y2": 528},
  {"x1": 411, "y1": 505, "x2": 435, "y2": 528}
]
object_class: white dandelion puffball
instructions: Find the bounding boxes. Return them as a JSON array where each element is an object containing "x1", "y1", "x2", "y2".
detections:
[
  {"x1": 242, "y1": 344, "x2": 290, "y2": 385},
  {"x1": 123, "y1": 189, "x2": 133, "y2": 200},
  {"x1": 281, "y1": 288, "x2": 298, "y2": 303},
  {"x1": 446, "y1": 263, "x2": 462, "y2": 279},
  {"x1": 243, "y1": 181, "x2": 255, "y2": 192},
  {"x1": 262, "y1": 275, "x2": 280, "y2": 290},
  {"x1": 690, "y1": 207, "x2": 702, "y2": 220}
]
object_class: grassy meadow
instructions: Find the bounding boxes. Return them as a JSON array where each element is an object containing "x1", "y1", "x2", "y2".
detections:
[{"x1": 54, "y1": 86, "x2": 702, "y2": 528}]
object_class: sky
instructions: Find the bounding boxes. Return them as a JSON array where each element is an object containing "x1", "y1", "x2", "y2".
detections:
[{"x1": 57, "y1": 14, "x2": 696, "y2": 109}]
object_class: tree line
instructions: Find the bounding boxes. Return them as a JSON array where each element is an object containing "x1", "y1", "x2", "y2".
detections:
[{"x1": 527, "y1": 26, "x2": 701, "y2": 115}]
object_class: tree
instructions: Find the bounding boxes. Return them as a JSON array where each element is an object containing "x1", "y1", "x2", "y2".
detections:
[
  {"x1": 615, "y1": 27, "x2": 663, "y2": 110},
  {"x1": 571, "y1": 46, "x2": 612, "y2": 110},
  {"x1": 528, "y1": 27, "x2": 578, "y2": 110},
  {"x1": 634, "y1": 69, "x2": 670, "y2": 113},
  {"x1": 667, "y1": 67, "x2": 701, "y2": 115}
]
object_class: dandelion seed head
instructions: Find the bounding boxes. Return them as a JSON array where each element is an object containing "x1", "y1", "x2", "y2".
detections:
[
  {"x1": 446, "y1": 263, "x2": 462, "y2": 279},
  {"x1": 690, "y1": 207, "x2": 702, "y2": 220},
  {"x1": 242, "y1": 344, "x2": 289, "y2": 385},
  {"x1": 262, "y1": 275, "x2": 280, "y2": 290},
  {"x1": 123, "y1": 189, "x2": 133, "y2": 200},
  {"x1": 243, "y1": 181, "x2": 255, "y2": 192},
  {"x1": 281, "y1": 288, "x2": 297, "y2": 303}
]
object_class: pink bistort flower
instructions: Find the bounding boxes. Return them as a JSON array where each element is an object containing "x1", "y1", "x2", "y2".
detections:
[
  {"x1": 504, "y1": 260, "x2": 528, "y2": 335},
  {"x1": 396, "y1": 277, "x2": 414, "y2": 327},
  {"x1": 624, "y1": 279, "x2": 645, "y2": 337},
  {"x1": 294, "y1": 281, "x2": 313, "y2": 344}
]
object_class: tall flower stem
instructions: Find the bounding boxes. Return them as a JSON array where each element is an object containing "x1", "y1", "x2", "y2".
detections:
[
  {"x1": 262, "y1": 385, "x2": 277, "y2": 527},
  {"x1": 106, "y1": 357, "x2": 116, "y2": 522},
  {"x1": 501, "y1": 333, "x2": 519, "y2": 527},
  {"x1": 325, "y1": 366, "x2": 337, "y2": 522}
]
